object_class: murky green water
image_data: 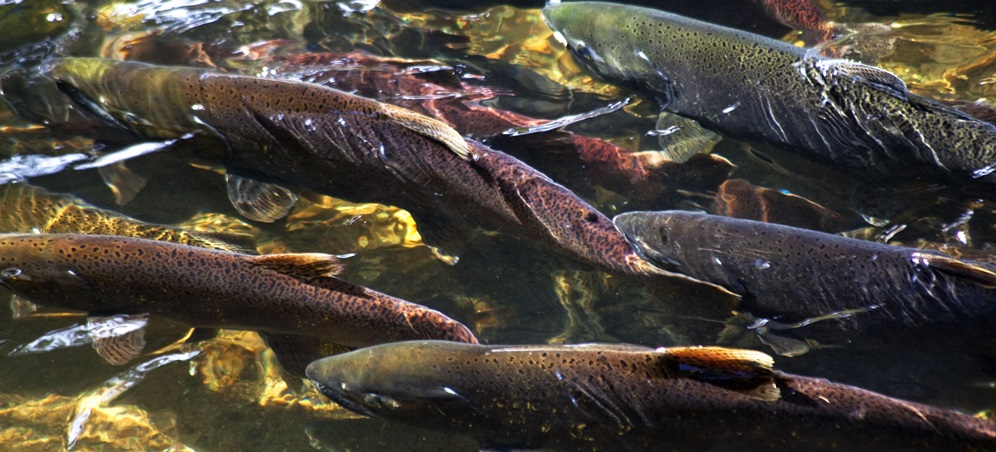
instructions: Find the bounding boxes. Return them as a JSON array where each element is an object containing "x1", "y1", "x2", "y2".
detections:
[{"x1": 0, "y1": 0, "x2": 994, "y2": 450}]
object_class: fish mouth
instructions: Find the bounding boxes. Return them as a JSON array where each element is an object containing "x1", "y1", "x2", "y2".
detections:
[{"x1": 311, "y1": 381, "x2": 383, "y2": 419}]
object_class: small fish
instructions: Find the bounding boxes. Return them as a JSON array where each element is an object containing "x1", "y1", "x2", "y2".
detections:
[
  {"x1": 306, "y1": 340, "x2": 996, "y2": 450},
  {"x1": 7, "y1": 57, "x2": 673, "y2": 277},
  {"x1": 0, "y1": 234, "x2": 478, "y2": 375},
  {"x1": 543, "y1": 2, "x2": 996, "y2": 183},
  {"x1": 713, "y1": 178, "x2": 849, "y2": 232},
  {"x1": 613, "y1": 211, "x2": 996, "y2": 329}
]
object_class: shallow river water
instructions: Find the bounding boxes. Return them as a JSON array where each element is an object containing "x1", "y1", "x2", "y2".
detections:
[{"x1": 0, "y1": 0, "x2": 994, "y2": 450}]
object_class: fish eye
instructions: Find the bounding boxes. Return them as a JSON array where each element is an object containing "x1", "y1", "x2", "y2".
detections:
[{"x1": 657, "y1": 228, "x2": 669, "y2": 245}]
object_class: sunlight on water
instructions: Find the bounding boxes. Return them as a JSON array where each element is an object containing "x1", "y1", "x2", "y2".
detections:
[{"x1": 0, "y1": 0, "x2": 994, "y2": 449}]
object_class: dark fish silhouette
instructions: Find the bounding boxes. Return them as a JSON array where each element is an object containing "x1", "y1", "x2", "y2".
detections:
[
  {"x1": 8, "y1": 57, "x2": 668, "y2": 277},
  {"x1": 613, "y1": 211, "x2": 996, "y2": 329},
  {"x1": 0, "y1": 234, "x2": 477, "y2": 375},
  {"x1": 543, "y1": 2, "x2": 996, "y2": 183},
  {"x1": 306, "y1": 340, "x2": 996, "y2": 450}
]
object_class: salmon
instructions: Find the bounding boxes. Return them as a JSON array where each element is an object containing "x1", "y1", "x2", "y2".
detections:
[
  {"x1": 307, "y1": 340, "x2": 996, "y2": 450},
  {"x1": 0, "y1": 233, "x2": 477, "y2": 375}
]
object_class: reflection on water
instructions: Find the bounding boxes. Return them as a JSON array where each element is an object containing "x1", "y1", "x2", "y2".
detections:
[{"x1": 0, "y1": 0, "x2": 994, "y2": 449}]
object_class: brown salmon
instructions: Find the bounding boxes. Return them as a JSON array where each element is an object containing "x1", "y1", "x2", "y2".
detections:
[
  {"x1": 0, "y1": 233, "x2": 478, "y2": 375},
  {"x1": 0, "y1": 182, "x2": 256, "y2": 253},
  {"x1": 9, "y1": 57, "x2": 666, "y2": 277},
  {"x1": 306, "y1": 340, "x2": 996, "y2": 450}
]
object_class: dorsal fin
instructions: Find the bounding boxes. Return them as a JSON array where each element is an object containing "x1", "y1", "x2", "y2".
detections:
[
  {"x1": 659, "y1": 346, "x2": 780, "y2": 401},
  {"x1": 661, "y1": 346, "x2": 775, "y2": 378},
  {"x1": 246, "y1": 253, "x2": 344, "y2": 281},
  {"x1": 379, "y1": 103, "x2": 473, "y2": 160},
  {"x1": 915, "y1": 252, "x2": 996, "y2": 289},
  {"x1": 818, "y1": 60, "x2": 908, "y2": 100}
]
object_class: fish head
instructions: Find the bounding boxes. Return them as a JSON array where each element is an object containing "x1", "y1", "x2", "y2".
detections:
[
  {"x1": 543, "y1": 3, "x2": 673, "y2": 98},
  {"x1": 306, "y1": 340, "x2": 480, "y2": 424},
  {"x1": 543, "y1": 2, "x2": 658, "y2": 90},
  {"x1": 613, "y1": 211, "x2": 689, "y2": 272},
  {"x1": 0, "y1": 234, "x2": 103, "y2": 310}
]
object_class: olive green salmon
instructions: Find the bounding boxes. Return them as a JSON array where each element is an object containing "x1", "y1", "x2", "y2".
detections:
[
  {"x1": 613, "y1": 211, "x2": 996, "y2": 328},
  {"x1": 0, "y1": 234, "x2": 478, "y2": 374},
  {"x1": 18, "y1": 57, "x2": 659, "y2": 276},
  {"x1": 306, "y1": 340, "x2": 996, "y2": 450},
  {"x1": 543, "y1": 2, "x2": 996, "y2": 183},
  {"x1": 0, "y1": 183, "x2": 256, "y2": 253}
]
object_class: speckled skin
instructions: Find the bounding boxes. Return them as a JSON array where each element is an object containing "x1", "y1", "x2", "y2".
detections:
[
  {"x1": 0, "y1": 183, "x2": 255, "y2": 253},
  {"x1": 543, "y1": 2, "x2": 996, "y2": 182},
  {"x1": 0, "y1": 234, "x2": 478, "y2": 350},
  {"x1": 42, "y1": 58, "x2": 650, "y2": 275},
  {"x1": 307, "y1": 340, "x2": 996, "y2": 450},
  {"x1": 614, "y1": 211, "x2": 996, "y2": 328}
]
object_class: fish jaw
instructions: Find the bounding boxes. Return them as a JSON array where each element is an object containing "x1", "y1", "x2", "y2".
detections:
[{"x1": 613, "y1": 211, "x2": 683, "y2": 272}]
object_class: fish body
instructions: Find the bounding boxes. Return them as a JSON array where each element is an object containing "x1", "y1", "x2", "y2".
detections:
[
  {"x1": 0, "y1": 234, "x2": 477, "y2": 363},
  {"x1": 30, "y1": 58, "x2": 652, "y2": 275},
  {"x1": 306, "y1": 340, "x2": 996, "y2": 450},
  {"x1": 0, "y1": 183, "x2": 256, "y2": 253},
  {"x1": 543, "y1": 2, "x2": 996, "y2": 182},
  {"x1": 613, "y1": 211, "x2": 996, "y2": 327}
]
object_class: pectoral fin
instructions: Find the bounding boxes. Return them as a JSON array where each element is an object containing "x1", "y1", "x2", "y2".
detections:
[
  {"x1": 918, "y1": 253, "x2": 996, "y2": 289},
  {"x1": 245, "y1": 253, "x2": 344, "y2": 281},
  {"x1": 226, "y1": 174, "x2": 299, "y2": 223},
  {"x1": 88, "y1": 314, "x2": 149, "y2": 365},
  {"x1": 379, "y1": 103, "x2": 473, "y2": 160}
]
